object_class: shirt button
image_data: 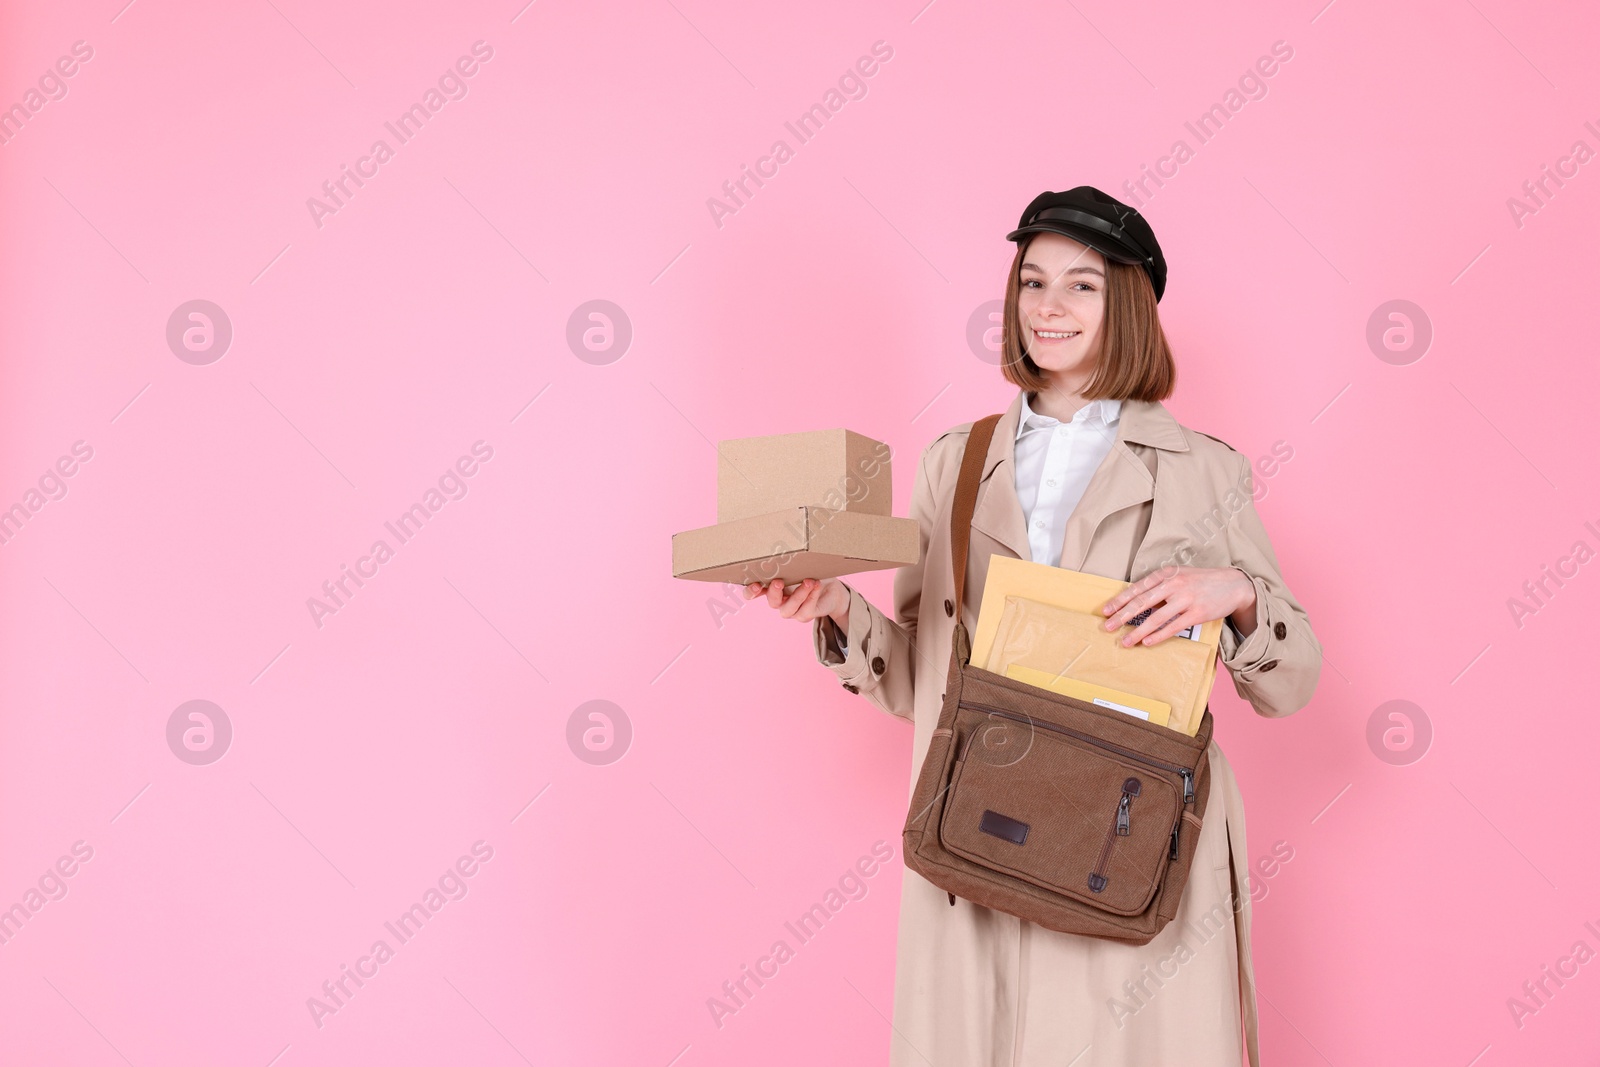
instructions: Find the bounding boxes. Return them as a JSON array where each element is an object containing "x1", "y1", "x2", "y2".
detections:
[
  {"x1": 1034, "y1": 519, "x2": 1045, "y2": 528},
  {"x1": 944, "y1": 598, "x2": 954, "y2": 617},
  {"x1": 1273, "y1": 622, "x2": 1287, "y2": 640},
  {"x1": 1258, "y1": 660, "x2": 1278, "y2": 673},
  {"x1": 1046, "y1": 478, "x2": 1057, "y2": 487},
  {"x1": 871, "y1": 656, "x2": 886, "y2": 675}
]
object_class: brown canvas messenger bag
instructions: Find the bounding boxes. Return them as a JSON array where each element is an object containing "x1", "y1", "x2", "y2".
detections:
[{"x1": 901, "y1": 412, "x2": 1214, "y2": 945}]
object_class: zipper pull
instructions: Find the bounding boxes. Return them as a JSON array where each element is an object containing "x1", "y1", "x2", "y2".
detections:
[
  {"x1": 1116, "y1": 778, "x2": 1139, "y2": 836},
  {"x1": 1170, "y1": 822, "x2": 1180, "y2": 859},
  {"x1": 948, "y1": 892, "x2": 956, "y2": 906},
  {"x1": 1180, "y1": 768, "x2": 1194, "y2": 804}
]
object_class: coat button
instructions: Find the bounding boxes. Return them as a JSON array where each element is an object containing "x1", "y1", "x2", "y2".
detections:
[
  {"x1": 871, "y1": 656, "x2": 886, "y2": 675},
  {"x1": 1258, "y1": 660, "x2": 1278, "y2": 673},
  {"x1": 1273, "y1": 621, "x2": 1287, "y2": 640},
  {"x1": 842, "y1": 682, "x2": 859, "y2": 693},
  {"x1": 944, "y1": 598, "x2": 954, "y2": 617}
]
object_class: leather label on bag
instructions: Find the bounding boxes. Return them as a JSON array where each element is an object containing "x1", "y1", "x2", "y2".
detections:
[{"x1": 978, "y1": 809, "x2": 1029, "y2": 845}]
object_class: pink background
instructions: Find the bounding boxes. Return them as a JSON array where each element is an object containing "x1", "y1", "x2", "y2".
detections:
[{"x1": 2, "y1": 0, "x2": 1597, "y2": 1063}]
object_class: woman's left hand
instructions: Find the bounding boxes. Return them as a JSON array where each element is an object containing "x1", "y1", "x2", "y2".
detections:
[{"x1": 1100, "y1": 566, "x2": 1257, "y2": 647}]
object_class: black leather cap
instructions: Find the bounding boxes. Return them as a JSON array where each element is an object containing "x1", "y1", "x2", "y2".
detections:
[{"x1": 1006, "y1": 186, "x2": 1167, "y2": 301}]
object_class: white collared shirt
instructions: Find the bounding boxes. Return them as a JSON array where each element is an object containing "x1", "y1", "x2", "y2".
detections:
[
  {"x1": 832, "y1": 392, "x2": 1122, "y2": 658},
  {"x1": 1015, "y1": 392, "x2": 1122, "y2": 566}
]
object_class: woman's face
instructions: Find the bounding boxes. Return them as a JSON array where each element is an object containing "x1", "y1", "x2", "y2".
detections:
[{"x1": 1016, "y1": 232, "x2": 1108, "y2": 384}]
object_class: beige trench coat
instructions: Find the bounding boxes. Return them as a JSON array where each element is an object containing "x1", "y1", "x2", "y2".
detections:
[{"x1": 812, "y1": 389, "x2": 1320, "y2": 1067}]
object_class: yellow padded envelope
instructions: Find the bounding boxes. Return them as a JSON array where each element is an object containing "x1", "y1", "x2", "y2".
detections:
[{"x1": 971, "y1": 555, "x2": 1222, "y2": 736}]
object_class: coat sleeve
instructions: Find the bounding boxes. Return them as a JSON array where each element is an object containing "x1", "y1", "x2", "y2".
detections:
[
  {"x1": 810, "y1": 440, "x2": 941, "y2": 722},
  {"x1": 1216, "y1": 450, "x2": 1322, "y2": 718}
]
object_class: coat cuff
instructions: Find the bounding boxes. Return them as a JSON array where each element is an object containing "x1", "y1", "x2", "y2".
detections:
[
  {"x1": 812, "y1": 584, "x2": 886, "y2": 694},
  {"x1": 1218, "y1": 572, "x2": 1280, "y2": 677}
]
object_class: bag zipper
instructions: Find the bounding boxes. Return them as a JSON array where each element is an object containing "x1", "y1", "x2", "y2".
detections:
[
  {"x1": 1088, "y1": 777, "x2": 1142, "y2": 893},
  {"x1": 958, "y1": 700, "x2": 1195, "y2": 803}
]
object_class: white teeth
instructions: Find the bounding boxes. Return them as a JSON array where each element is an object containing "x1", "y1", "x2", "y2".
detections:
[{"x1": 1036, "y1": 330, "x2": 1078, "y2": 338}]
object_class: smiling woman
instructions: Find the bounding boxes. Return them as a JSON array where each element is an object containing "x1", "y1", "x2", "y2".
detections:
[
  {"x1": 747, "y1": 185, "x2": 1321, "y2": 1067},
  {"x1": 1002, "y1": 232, "x2": 1173, "y2": 416}
]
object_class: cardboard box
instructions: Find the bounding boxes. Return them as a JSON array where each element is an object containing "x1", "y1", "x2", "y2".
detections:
[
  {"x1": 671, "y1": 428, "x2": 917, "y2": 585},
  {"x1": 672, "y1": 505, "x2": 919, "y2": 585},
  {"x1": 717, "y1": 429, "x2": 892, "y2": 523}
]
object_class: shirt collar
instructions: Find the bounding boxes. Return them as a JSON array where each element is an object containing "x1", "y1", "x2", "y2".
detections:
[{"x1": 1016, "y1": 392, "x2": 1123, "y2": 441}]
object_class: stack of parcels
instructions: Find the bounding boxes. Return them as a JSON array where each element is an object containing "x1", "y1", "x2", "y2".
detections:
[
  {"x1": 971, "y1": 556, "x2": 1223, "y2": 736},
  {"x1": 671, "y1": 429, "x2": 919, "y2": 587}
]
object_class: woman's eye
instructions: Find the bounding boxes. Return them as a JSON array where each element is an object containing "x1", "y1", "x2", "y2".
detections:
[{"x1": 1023, "y1": 278, "x2": 1041, "y2": 288}]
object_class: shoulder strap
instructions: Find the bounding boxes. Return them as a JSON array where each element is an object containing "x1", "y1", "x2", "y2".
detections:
[{"x1": 949, "y1": 413, "x2": 1003, "y2": 629}]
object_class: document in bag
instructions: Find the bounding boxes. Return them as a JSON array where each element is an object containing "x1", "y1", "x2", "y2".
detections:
[
  {"x1": 1001, "y1": 665, "x2": 1174, "y2": 726},
  {"x1": 970, "y1": 555, "x2": 1223, "y2": 736}
]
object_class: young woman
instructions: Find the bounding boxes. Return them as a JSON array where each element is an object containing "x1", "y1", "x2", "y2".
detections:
[{"x1": 746, "y1": 186, "x2": 1320, "y2": 1067}]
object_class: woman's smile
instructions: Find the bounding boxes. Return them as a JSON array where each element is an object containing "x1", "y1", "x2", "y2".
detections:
[{"x1": 1030, "y1": 326, "x2": 1081, "y2": 344}]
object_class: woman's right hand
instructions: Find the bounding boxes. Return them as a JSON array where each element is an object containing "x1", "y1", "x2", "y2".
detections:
[{"x1": 743, "y1": 577, "x2": 850, "y2": 633}]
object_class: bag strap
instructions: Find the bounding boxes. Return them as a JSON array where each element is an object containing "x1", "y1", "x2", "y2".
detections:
[{"x1": 949, "y1": 413, "x2": 1003, "y2": 649}]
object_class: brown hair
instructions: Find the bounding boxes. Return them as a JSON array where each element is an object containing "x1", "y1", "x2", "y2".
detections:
[{"x1": 999, "y1": 235, "x2": 1176, "y2": 401}]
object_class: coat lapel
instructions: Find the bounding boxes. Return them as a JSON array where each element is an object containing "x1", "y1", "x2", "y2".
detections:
[
  {"x1": 1057, "y1": 437, "x2": 1155, "y2": 572},
  {"x1": 969, "y1": 392, "x2": 1031, "y2": 562},
  {"x1": 968, "y1": 391, "x2": 1191, "y2": 572},
  {"x1": 1060, "y1": 398, "x2": 1190, "y2": 570}
]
